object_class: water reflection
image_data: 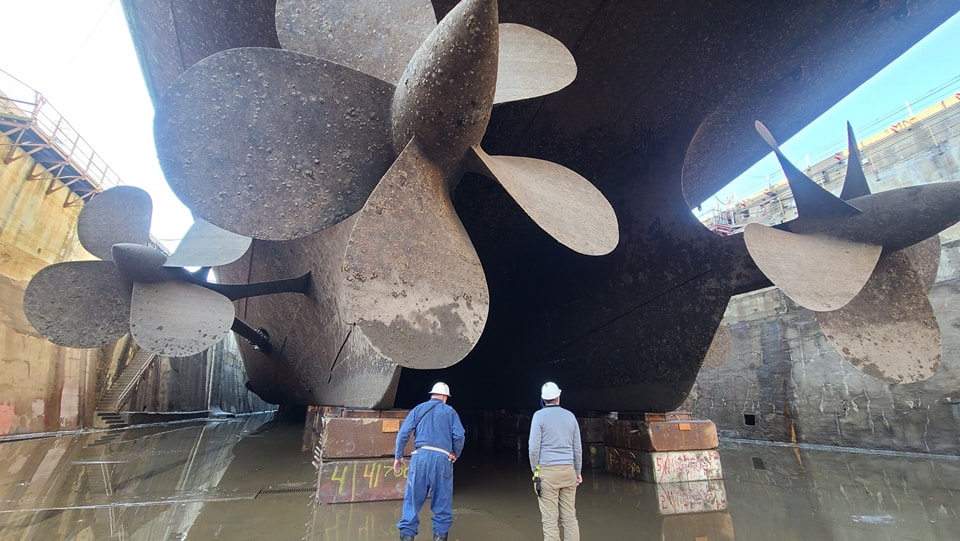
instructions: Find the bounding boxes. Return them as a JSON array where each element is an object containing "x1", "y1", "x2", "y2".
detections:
[{"x1": 1, "y1": 415, "x2": 959, "y2": 540}]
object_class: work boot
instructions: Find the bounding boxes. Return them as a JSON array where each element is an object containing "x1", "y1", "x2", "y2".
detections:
[
  {"x1": 432, "y1": 534, "x2": 447, "y2": 541},
  {"x1": 400, "y1": 535, "x2": 415, "y2": 541}
]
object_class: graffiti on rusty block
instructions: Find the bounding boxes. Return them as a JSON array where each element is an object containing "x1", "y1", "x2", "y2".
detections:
[
  {"x1": 656, "y1": 480, "x2": 728, "y2": 515},
  {"x1": 607, "y1": 447, "x2": 723, "y2": 483},
  {"x1": 317, "y1": 458, "x2": 408, "y2": 503},
  {"x1": 652, "y1": 450, "x2": 722, "y2": 483},
  {"x1": 606, "y1": 447, "x2": 643, "y2": 479}
]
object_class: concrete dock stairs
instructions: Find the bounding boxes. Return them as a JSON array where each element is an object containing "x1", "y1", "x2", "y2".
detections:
[{"x1": 94, "y1": 350, "x2": 157, "y2": 429}]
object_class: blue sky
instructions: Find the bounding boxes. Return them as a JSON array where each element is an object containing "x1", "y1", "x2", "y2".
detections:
[
  {"x1": 698, "y1": 9, "x2": 960, "y2": 214},
  {"x1": 1, "y1": 1, "x2": 958, "y2": 240}
]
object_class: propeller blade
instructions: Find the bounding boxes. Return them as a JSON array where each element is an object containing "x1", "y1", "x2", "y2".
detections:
[
  {"x1": 23, "y1": 261, "x2": 132, "y2": 348},
  {"x1": 702, "y1": 323, "x2": 732, "y2": 369},
  {"x1": 154, "y1": 47, "x2": 396, "y2": 241},
  {"x1": 470, "y1": 146, "x2": 618, "y2": 255},
  {"x1": 839, "y1": 122, "x2": 871, "y2": 201},
  {"x1": 342, "y1": 139, "x2": 489, "y2": 369},
  {"x1": 129, "y1": 281, "x2": 235, "y2": 357},
  {"x1": 494, "y1": 23, "x2": 577, "y2": 104},
  {"x1": 275, "y1": 0, "x2": 436, "y2": 85},
  {"x1": 389, "y1": 0, "x2": 498, "y2": 166},
  {"x1": 77, "y1": 186, "x2": 152, "y2": 261},
  {"x1": 165, "y1": 219, "x2": 252, "y2": 268},
  {"x1": 816, "y1": 246, "x2": 941, "y2": 383},
  {"x1": 755, "y1": 121, "x2": 860, "y2": 219},
  {"x1": 903, "y1": 235, "x2": 941, "y2": 293},
  {"x1": 743, "y1": 223, "x2": 881, "y2": 311}
]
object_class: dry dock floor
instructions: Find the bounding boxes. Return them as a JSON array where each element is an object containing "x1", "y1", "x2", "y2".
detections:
[{"x1": 1, "y1": 413, "x2": 958, "y2": 540}]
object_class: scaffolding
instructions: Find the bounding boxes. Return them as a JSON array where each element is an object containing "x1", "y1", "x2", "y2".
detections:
[
  {"x1": 698, "y1": 89, "x2": 960, "y2": 232},
  {"x1": 0, "y1": 68, "x2": 120, "y2": 207}
]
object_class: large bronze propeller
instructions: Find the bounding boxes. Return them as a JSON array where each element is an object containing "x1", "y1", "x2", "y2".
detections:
[
  {"x1": 744, "y1": 121, "x2": 960, "y2": 383},
  {"x1": 24, "y1": 186, "x2": 309, "y2": 357},
  {"x1": 154, "y1": 0, "x2": 619, "y2": 369}
]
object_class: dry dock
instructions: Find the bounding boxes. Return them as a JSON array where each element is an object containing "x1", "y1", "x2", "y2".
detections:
[{"x1": 1, "y1": 413, "x2": 959, "y2": 540}]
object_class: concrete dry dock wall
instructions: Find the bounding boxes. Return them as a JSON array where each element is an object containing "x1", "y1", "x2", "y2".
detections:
[
  {"x1": 684, "y1": 102, "x2": 960, "y2": 454},
  {"x1": 1, "y1": 135, "x2": 98, "y2": 434},
  {"x1": 129, "y1": 336, "x2": 271, "y2": 415},
  {"x1": 0, "y1": 130, "x2": 267, "y2": 437},
  {"x1": 683, "y1": 257, "x2": 960, "y2": 454}
]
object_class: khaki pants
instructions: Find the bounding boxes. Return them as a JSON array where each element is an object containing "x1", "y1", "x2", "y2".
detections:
[{"x1": 537, "y1": 465, "x2": 579, "y2": 541}]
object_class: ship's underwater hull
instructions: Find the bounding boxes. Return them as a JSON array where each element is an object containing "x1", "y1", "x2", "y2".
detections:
[{"x1": 122, "y1": 0, "x2": 960, "y2": 411}]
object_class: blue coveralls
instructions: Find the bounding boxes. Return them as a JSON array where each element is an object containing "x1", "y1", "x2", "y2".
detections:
[{"x1": 394, "y1": 398, "x2": 466, "y2": 537}]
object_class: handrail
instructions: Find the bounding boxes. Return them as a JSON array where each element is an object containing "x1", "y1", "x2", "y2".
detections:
[
  {"x1": 0, "y1": 68, "x2": 122, "y2": 194},
  {"x1": 113, "y1": 352, "x2": 158, "y2": 411},
  {"x1": 696, "y1": 90, "x2": 960, "y2": 226}
]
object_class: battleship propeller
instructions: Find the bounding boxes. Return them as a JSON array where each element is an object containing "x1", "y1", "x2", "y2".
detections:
[
  {"x1": 154, "y1": 0, "x2": 619, "y2": 369},
  {"x1": 23, "y1": 186, "x2": 308, "y2": 357},
  {"x1": 743, "y1": 121, "x2": 960, "y2": 382},
  {"x1": 815, "y1": 236, "x2": 941, "y2": 383}
]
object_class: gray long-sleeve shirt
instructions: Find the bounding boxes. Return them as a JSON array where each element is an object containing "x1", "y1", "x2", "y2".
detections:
[{"x1": 528, "y1": 405, "x2": 582, "y2": 475}]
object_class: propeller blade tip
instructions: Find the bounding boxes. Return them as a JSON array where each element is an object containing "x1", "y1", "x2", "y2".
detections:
[
  {"x1": 754, "y1": 120, "x2": 778, "y2": 149},
  {"x1": 846, "y1": 121, "x2": 859, "y2": 145}
]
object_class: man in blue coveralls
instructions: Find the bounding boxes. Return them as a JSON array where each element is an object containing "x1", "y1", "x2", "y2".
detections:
[{"x1": 393, "y1": 382, "x2": 465, "y2": 541}]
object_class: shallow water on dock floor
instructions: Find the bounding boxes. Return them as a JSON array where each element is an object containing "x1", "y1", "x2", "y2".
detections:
[{"x1": 1, "y1": 413, "x2": 958, "y2": 540}]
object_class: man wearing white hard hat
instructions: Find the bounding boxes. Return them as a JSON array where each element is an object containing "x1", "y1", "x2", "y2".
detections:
[
  {"x1": 528, "y1": 381, "x2": 582, "y2": 541},
  {"x1": 393, "y1": 382, "x2": 465, "y2": 541}
]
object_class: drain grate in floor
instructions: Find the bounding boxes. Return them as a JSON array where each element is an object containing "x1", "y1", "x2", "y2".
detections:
[{"x1": 256, "y1": 486, "x2": 316, "y2": 497}]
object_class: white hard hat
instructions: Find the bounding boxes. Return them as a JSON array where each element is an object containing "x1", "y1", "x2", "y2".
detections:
[
  {"x1": 429, "y1": 382, "x2": 451, "y2": 396},
  {"x1": 541, "y1": 382, "x2": 561, "y2": 401}
]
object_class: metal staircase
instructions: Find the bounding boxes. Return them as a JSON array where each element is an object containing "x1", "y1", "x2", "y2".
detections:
[{"x1": 94, "y1": 350, "x2": 158, "y2": 429}]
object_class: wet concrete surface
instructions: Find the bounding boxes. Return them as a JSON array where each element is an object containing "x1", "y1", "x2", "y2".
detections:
[{"x1": 1, "y1": 413, "x2": 959, "y2": 540}]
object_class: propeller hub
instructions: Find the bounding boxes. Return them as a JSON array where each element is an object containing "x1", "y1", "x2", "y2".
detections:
[{"x1": 112, "y1": 243, "x2": 172, "y2": 283}]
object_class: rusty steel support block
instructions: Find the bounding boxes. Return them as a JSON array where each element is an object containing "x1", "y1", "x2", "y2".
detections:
[
  {"x1": 604, "y1": 415, "x2": 718, "y2": 452},
  {"x1": 606, "y1": 448, "x2": 723, "y2": 484}
]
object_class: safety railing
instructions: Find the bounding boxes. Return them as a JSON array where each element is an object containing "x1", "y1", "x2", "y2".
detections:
[
  {"x1": 0, "y1": 68, "x2": 122, "y2": 205},
  {"x1": 114, "y1": 352, "x2": 158, "y2": 411}
]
